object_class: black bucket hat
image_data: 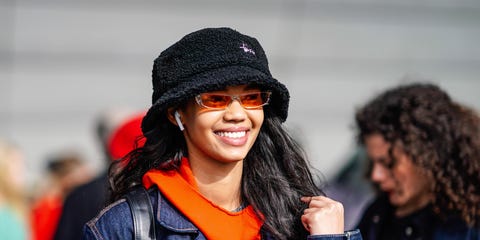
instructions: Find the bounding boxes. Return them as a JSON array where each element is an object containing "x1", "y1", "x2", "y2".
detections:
[{"x1": 141, "y1": 27, "x2": 290, "y2": 134}]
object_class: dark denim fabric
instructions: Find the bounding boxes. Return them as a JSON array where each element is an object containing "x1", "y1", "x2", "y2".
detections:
[
  {"x1": 82, "y1": 188, "x2": 362, "y2": 240},
  {"x1": 308, "y1": 230, "x2": 363, "y2": 240},
  {"x1": 83, "y1": 188, "x2": 203, "y2": 240},
  {"x1": 432, "y1": 219, "x2": 480, "y2": 240}
]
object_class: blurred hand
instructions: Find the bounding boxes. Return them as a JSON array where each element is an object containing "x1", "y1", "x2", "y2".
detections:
[{"x1": 300, "y1": 196, "x2": 344, "y2": 235}]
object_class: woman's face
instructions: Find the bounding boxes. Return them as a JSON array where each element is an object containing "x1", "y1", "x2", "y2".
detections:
[
  {"x1": 365, "y1": 134, "x2": 433, "y2": 217},
  {"x1": 179, "y1": 85, "x2": 265, "y2": 164}
]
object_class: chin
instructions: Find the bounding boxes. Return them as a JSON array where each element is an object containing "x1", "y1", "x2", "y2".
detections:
[
  {"x1": 225, "y1": 154, "x2": 248, "y2": 162},
  {"x1": 214, "y1": 152, "x2": 246, "y2": 163},
  {"x1": 222, "y1": 147, "x2": 250, "y2": 159},
  {"x1": 388, "y1": 193, "x2": 404, "y2": 206}
]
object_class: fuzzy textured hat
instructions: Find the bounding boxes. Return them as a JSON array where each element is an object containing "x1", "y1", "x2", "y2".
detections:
[{"x1": 142, "y1": 27, "x2": 290, "y2": 134}]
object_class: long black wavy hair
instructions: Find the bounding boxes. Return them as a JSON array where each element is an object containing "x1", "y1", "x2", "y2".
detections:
[
  {"x1": 110, "y1": 103, "x2": 323, "y2": 239},
  {"x1": 355, "y1": 82, "x2": 480, "y2": 227}
]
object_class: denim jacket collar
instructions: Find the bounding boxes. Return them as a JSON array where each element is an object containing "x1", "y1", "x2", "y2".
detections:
[{"x1": 155, "y1": 189, "x2": 200, "y2": 234}]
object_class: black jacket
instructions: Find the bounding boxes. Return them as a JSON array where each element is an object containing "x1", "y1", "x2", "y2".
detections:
[
  {"x1": 54, "y1": 172, "x2": 109, "y2": 240},
  {"x1": 357, "y1": 195, "x2": 479, "y2": 240}
]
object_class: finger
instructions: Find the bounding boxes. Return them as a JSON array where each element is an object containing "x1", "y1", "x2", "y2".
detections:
[
  {"x1": 303, "y1": 208, "x2": 312, "y2": 215},
  {"x1": 300, "y1": 196, "x2": 312, "y2": 204},
  {"x1": 301, "y1": 205, "x2": 345, "y2": 235},
  {"x1": 300, "y1": 213, "x2": 311, "y2": 231},
  {"x1": 308, "y1": 196, "x2": 338, "y2": 208},
  {"x1": 309, "y1": 195, "x2": 333, "y2": 202},
  {"x1": 308, "y1": 201, "x2": 330, "y2": 209},
  {"x1": 302, "y1": 195, "x2": 332, "y2": 204}
]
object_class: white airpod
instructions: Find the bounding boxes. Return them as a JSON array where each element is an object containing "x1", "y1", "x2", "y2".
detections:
[{"x1": 174, "y1": 111, "x2": 185, "y2": 131}]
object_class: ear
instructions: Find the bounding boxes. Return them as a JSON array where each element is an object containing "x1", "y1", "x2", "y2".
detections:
[
  {"x1": 167, "y1": 108, "x2": 185, "y2": 131},
  {"x1": 166, "y1": 108, "x2": 177, "y2": 125}
]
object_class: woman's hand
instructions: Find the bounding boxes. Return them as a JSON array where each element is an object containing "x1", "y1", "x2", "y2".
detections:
[{"x1": 300, "y1": 196, "x2": 344, "y2": 235}]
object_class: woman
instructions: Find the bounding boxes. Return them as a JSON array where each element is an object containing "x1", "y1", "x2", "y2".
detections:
[
  {"x1": 355, "y1": 83, "x2": 480, "y2": 239},
  {"x1": 83, "y1": 27, "x2": 361, "y2": 239},
  {"x1": 0, "y1": 139, "x2": 29, "y2": 240},
  {"x1": 31, "y1": 152, "x2": 91, "y2": 240}
]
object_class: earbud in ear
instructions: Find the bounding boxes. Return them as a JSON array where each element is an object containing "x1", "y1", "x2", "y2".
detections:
[{"x1": 174, "y1": 111, "x2": 185, "y2": 131}]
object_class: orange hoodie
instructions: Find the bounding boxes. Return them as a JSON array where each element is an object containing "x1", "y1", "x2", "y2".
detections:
[{"x1": 143, "y1": 158, "x2": 263, "y2": 239}]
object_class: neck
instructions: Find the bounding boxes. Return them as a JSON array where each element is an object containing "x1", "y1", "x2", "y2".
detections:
[{"x1": 189, "y1": 159, "x2": 244, "y2": 211}]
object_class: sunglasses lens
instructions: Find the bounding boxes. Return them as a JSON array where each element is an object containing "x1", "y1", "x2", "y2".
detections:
[
  {"x1": 200, "y1": 94, "x2": 230, "y2": 108},
  {"x1": 197, "y1": 92, "x2": 271, "y2": 109},
  {"x1": 240, "y1": 92, "x2": 269, "y2": 108}
]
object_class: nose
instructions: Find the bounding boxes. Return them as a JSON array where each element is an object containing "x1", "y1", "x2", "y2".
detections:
[
  {"x1": 370, "y1": 163, "x2": 389, "y2": 184},
  {"x1": 223, "y1": 99, "x2": 247, "y2": 122}
]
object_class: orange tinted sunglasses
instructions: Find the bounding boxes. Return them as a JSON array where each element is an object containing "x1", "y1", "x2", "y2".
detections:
[{"x1": 195, "y1": 91, "x2": 271, "y2": 109}]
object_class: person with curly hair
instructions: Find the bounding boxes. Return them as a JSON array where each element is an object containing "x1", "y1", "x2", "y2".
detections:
[
  {"x1": 82, "y1": 27, "x2": 362, "y2": 240},
  {"x1": 355, "y1": 82, "x2": 480, "y2": 239}
]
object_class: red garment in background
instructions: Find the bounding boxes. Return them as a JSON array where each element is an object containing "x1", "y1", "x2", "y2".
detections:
[{"x1": 31, "y1": 194, "x2": 63, "y2": 240}]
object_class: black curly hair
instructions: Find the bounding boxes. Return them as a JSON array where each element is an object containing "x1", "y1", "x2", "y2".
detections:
[{"x1": 355, "y1": 82, "x2": 480, "y2": 227}]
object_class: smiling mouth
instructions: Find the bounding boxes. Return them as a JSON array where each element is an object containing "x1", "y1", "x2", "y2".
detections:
[{"x1": 215, "y1": 131, "x2": 247, "y2": 138}]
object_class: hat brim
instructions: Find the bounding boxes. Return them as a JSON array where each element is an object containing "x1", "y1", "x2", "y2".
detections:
[{"x1": 142, "y1": 65, "x2": 289, "y2": 133}]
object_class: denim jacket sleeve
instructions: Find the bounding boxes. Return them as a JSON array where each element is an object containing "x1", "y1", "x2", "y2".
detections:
[
  {"x1": 307, "y1": 229, "x2": 362, "y2": 240},
  {"x1": 82, "y1": 225, "x2": 99, "y2": 240},
  {"x1": 82, "y1": 199, "x2": 134, "y2": 240}
]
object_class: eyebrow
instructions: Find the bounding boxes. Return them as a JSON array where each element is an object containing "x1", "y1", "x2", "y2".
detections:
[
  {"x1": 244, "y1": 84, "x2": 262, "y2": 90},
  {"x1": 222, "y1": 84, "x2": 262, "y2": 92},
  {"x1": 369, "y1": 156, "x2": 390, "y2": 164}
]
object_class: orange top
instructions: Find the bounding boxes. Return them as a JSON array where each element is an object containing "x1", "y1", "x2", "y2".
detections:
[{"x1": 142, "y1": 158, "x2": 263, "y2": 240}]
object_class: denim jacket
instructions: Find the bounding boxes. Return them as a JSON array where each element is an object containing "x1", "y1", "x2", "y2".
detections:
[{"x1": 83, "y1": 188, "x2": 362, "y2": 240}]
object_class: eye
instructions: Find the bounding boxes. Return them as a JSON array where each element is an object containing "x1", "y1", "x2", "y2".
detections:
[
  {"x1": 369, "y1": 157, "x2": 394, "y2": 169},
  {"x1": 379, "y1": 159, "x2": 394, "y2": 169},
  {"x1": 201, "y1": 94, "x2": 229, "y2": 108},
  {"x1": 206, "y1": 95, "x2": 227, "y2": 103},
  {"x1": 242, "y1": 93, "x2": 261, "y2": 102}
]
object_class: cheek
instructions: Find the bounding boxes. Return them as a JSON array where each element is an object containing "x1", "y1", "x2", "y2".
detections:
[
  {"x1": 411, "y1": 171, "x2": 432, "y2": 192},
  {"x1": 393, "y1": 168, "x2": 412, "y2": 185},
  {"x1": 249, "y1": 110, "x2": 264, "y2": 128},
  {"x1": 394, "y1": 168, "x2": 428, "y2": 194},
  {"x1": 186, "y1": 111, "x2": 220, "y2": 130},
  {"x1": 247, "y1": 112, "x2": 264, "y2": 143}
]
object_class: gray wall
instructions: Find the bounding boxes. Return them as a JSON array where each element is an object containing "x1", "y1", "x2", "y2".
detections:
[{"x1": 1, "y1": 0, "x2": 480, "y2": 185}]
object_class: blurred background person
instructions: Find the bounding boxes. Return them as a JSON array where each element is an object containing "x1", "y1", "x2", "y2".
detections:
[
  {"x1": 53, "y1": 110, "x2": 145, "y2": 240},
  {"x1": 355, "y1": 82, "x2": 480, "y2": 239},
  {"x1": 0, "y1": 139, "x2": 29, "y2": 240},
  {"x1": 30, "y1": 150, "x2": 91, "y2": 240}
]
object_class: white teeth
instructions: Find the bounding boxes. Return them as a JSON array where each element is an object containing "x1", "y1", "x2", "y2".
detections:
[{"x1": 217, "y1": 131, "x2": 246, "y2": 138}]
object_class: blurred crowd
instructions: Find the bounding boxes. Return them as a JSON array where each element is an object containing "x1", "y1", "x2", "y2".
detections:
[{"x1": 0, "y1": 109, "x2": 145, "y2": 240}]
